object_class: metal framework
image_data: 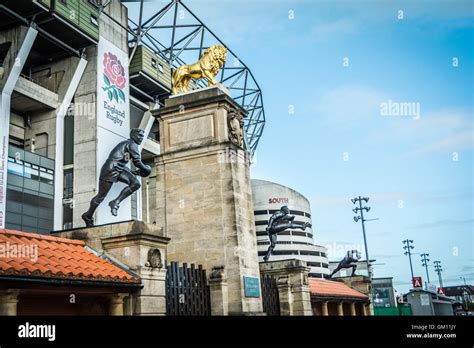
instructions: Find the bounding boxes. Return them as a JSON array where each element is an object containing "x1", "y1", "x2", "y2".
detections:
[
  {"x1": 0, "y1": 0, "x2": 265, "y2": 154},
  {"x1": 109, "y1": 0, "x2": 266, "y2": 155}
]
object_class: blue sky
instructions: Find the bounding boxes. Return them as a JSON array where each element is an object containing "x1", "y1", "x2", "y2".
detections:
[{"x1": 126, "y1": 0, "x2": 473, "y2": 294}]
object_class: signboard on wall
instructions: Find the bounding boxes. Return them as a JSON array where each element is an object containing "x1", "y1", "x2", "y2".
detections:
[
  {"x1": 373, "y1": 287, "x2": 391, "y2": 307},
  {"x1": 95, "y1": 36, "x2": 131, "y2": 225},
  {"x1": 412, "y1": 276, "x2": 422, "y2": 288},
  {"x1": 420, "y1": 293, "x2": 430, "y2": 306},
  {"x1": 243, "y1": 276, "x2": 261, "y2": 298}
]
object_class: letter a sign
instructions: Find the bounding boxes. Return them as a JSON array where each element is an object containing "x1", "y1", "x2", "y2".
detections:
[
  {"x1": 437, "y1": 287, "x2": 445, "y2": 295},
  {"x1": 412, "y1": 276, "x2": 422, "y2": 288}
]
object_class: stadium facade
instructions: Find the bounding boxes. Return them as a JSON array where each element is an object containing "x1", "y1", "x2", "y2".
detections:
[{"x1": 0, "y1": 0, "x2": 265, "y2": 232}]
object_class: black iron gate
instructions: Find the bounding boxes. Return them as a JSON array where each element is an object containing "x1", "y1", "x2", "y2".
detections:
[
  {"x1": 165, "y1": 261, "x2": 211, "y2": 316},
  {"x1": 260, "y1": 274, "x2": 280, "y2": 316}
]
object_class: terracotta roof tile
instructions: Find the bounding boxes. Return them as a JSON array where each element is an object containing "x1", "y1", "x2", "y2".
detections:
[
  {"x1": 0, "y1": 228, "x2": 140, "y2": 285},
  {"x1": 309, "y1": 278, "x2": 368, "y2": 299}
]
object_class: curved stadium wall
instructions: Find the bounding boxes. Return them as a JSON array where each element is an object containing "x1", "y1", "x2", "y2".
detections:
[{"x1": 251, "y1": 179, "x2": 329, "y2": 278}]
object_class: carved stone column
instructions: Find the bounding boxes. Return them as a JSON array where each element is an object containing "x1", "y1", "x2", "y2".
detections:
[
  {"x1": 108, "y1": 293, "x2": 129, "y2": 316},
  {"x1": 208, "y1": 266, "x2": 229, "y2": 315},
  {"x1": 363, "y1": 303, "x2": 370, "y2": 316},
  {"x1": 321, "y1": 301, "x2": 329, "y2": 316},
  {"x1": 276, "y1": 275, "x2": 292, "y2": 316},
  {"x1": 337, "y1": 302, "x2": 344, "y2": 316},
  {"x1": 0, "y1": 289, "x2": 20, "y2": 315},
  {"x1": 349, "y1": 302, "x2": 356, "y2": 316}
]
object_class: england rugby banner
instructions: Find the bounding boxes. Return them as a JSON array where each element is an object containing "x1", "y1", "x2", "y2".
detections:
[{"x1": 95, "y1": 36, "x2": 131, "y2": 224}]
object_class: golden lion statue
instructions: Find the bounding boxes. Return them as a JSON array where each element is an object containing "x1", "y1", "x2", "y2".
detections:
[{"x1": 172, "y1": 45, "x2": 227, "y2": 94}]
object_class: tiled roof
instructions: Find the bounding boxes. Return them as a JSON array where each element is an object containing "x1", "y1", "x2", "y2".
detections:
[
  {"x1": 0, "y1": 229, "x2": 140, "y2": 285},
  {"x1": 309, "y1": 278, "x2": 368, "y2": 299}
]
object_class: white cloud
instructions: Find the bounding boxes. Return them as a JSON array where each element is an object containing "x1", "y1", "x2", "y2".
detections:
[
  {"x1": 365, "y1": 107, "x2": 474, "y2": 158},
  {"x1": 313, "y1": 84, "x2": 389, "y2": 128},
  {"x1": 399, "y1": 130, "x2": 474, "y2": 159},
  {"x1": 391, "y1": 109, "x2": 472, "y2": 137}
]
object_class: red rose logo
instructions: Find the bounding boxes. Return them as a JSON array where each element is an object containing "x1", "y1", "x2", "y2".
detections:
[{"x1": 102, "y1": 52, "x2": 126, "y2": 103}]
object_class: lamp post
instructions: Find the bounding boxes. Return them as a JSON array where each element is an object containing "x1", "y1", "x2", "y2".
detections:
[
  {"x1": 420, "y1": 253, "x2": 430, "y2": 286},
  {"x1": 402, "y1": 239, "x2": 415, "y2": 280},
  {"x1": 351, "y1": 196, "x2": 372, "y2": 279},
  {"x1": 434, "y1": 260, "x2": 443, "y2": 288}
]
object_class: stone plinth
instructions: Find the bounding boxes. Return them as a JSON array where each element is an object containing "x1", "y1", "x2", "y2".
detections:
[
  {"x1": 260, "y1": 259, "x2": 313, "y2": 316},
  {"x1": 152, "y1": 86, "x2": 262, "y2": 314},
  {"x1": 333, "y1": 275, "x2": 370, "y2": 296},
  {"x1": 53, "y1": 220, "x2": 170, "y2": 315}
]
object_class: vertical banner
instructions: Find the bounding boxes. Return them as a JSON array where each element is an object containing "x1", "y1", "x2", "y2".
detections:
[{"x1": 95, "y1": 37, "x2": 131, "y2": 225}]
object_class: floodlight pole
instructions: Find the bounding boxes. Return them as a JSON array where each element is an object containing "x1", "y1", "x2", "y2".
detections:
[
  {"x1": 434, "y1": 260, "x2": 443, "y2": 288},
  {"x1": 351, "y1": 196, "x2": 374, "y2": 313},
  {"x1": 420, "y1": 253, "x2": 430, "y2": 285},
  {"x1": 402, "y1": 239, "x2": 415, "y2": 280},
  {"x1": 357, "y1": 197, "x2": 371, "y2": 279}
]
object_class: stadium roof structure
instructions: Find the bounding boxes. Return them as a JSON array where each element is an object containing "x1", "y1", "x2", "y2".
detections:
[{"x1": 110, "y1": 0, "x2": 266, "y2": 155}]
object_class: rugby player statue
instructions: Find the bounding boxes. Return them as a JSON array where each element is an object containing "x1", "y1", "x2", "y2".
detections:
[
  {"x1": 81, "y1": 128, "x2": 151, "y2": 227},
  {"x1": 263, "y1": 205, "x2": 312, "y2": 262}
]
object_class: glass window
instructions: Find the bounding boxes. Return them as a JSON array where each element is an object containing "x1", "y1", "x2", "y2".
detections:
[
  {"x1": 6, "y1": 189, "x2": 22, "y2": 203},
  {"x1": 5, "y1": 212, "x2": 22, "y2": 225},
  {"x1": 254, "y1": 210, "x2": 268, "y2": 215},
  {"x1": 90, "y1": 15, "x2": 98, "y2": 26},
  {"x1": 30, "y1": 165, "x2": 39, "y2": 181},
  {"x1": 22, "y1": 203, "x2": 39, "y2": 217},
  {"x1": 158, "y1": 63, "x2": 164, "y2": 73},
  {"x1": 38, "y1": 196, "x2": 54, "y2": 210},
  {"x1": 63, "y1": 170, "x2": 73, "y2": 199},
  {"x1": 23, "y1": 162, "x2": 32, "y2": 179},
  {"x1": 22, "y1": 215, "x2": 38, "y2": 227},
  {"x1": 63, "y1": 203, "x2": 73, "y2": 230},
  {"x1": 40, "y1": 171, "x2": 54, "y2": 185},
  {"x1": 7, "y1": 158, "x2": 23, "y2": 176},
  {"x1": 151, "y1": 58, "x2": 157, "y2": 68},
  {"x1": 38, "y1": 218, "x2": 53, "y2": 230}
]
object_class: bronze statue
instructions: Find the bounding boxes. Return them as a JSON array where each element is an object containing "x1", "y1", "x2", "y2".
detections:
[
  {"x1": 81, "y1": 128, "x2": 151, "y2": 227},
  {"x1": 328, "y1": 250, "x2": 361, "y2": 278},
  {"x1": 172, "y1": 45, "x2": 227, "y2": 94},
  {"x1": 263, "y1": 206, "x2": 312, "y2": 262}
]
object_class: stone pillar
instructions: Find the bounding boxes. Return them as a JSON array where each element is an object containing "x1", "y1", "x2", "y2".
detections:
[
  {"x1": 361, "y1": 303, "x2": 367, "y2": 316},
  {"x1": 349, "y1": 302, "x2": 356, "y2": 316},
  {"x1": 337, "y1": 302, "x2": 344, "y2": 316},
  {"x1": 108, "y1": 293, "x2": 128, "y2": 316},
  {"x1": 55, "y1": 220, "x2": 170, "y2": 315},
  {"x1": 321, "y1": 301, "x2": 329, "y2": 316},
  {"x1": 364, "y1": 303, "x2": 371, "y2": 316},
  {"x1": 260, "y1": 259, "x2": 313, "y2": 316},
  {"x1": 152, "y1": 85, "x2": 262, "y2": 314},
  {"x1": 208, "y1": 266, "x2": 229, "y2": 315},
  {"x1": 276, "y1": 275, "x2": 292, "y2": 316},
  {"x1": 0, "y1": 289, "x2": 20, "y2": 315}
]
